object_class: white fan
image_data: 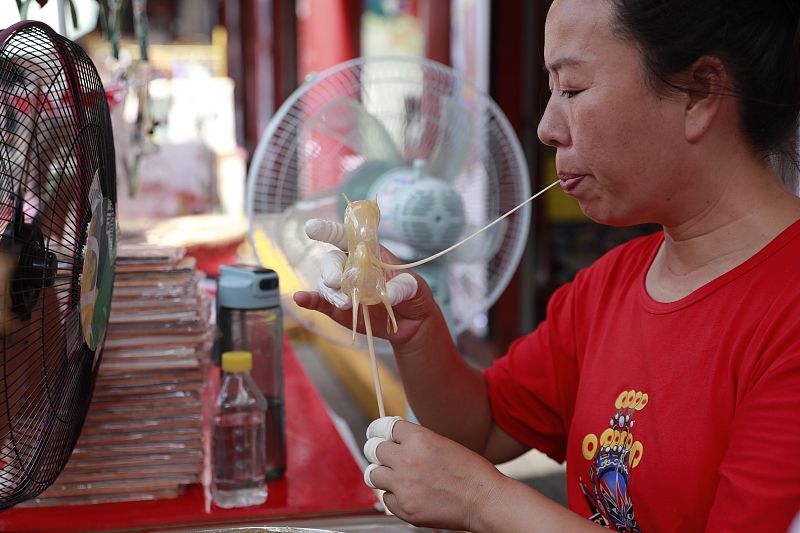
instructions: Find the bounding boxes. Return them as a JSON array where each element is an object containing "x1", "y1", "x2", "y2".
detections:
[{"x1": 247, "y1": 56, "x2": 531, "y2": 349}]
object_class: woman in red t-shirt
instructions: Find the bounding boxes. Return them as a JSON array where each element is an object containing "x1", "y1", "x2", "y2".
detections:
[{"x1": 295, "y1": 0, "x2": 800, "y2": 531}]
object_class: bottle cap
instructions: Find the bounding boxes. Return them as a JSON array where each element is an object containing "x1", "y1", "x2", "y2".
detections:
[
  {"x1": 221, "y1": 351, "x2": 253, "y2": 373},
  {"x1": 218, "y1": 264, "x2": 280, "y2": 310}
]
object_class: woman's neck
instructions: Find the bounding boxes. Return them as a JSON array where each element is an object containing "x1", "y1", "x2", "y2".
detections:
[{"x1": 646, "y1": 161, "x2": 800, "y2": 302}]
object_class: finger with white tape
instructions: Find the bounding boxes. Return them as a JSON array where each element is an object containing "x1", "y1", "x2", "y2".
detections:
[
  {"x1": 366, "y1": 416, "x2": 403, "y2": 442},
  {"x1": 305, "y1": 219, "x2": 348, "y2": 250},
  {"x1": 316, "y1": 277, "x2": 352, "y2": 310},
  {"x1": 363, "y1": 436, "x2": 386, "y2": 465},
  {"x1": 364, "y1": 463, "x2": 380, "y2": 489},
  {"x1": 320, "y1": 249, "x2": 347, "y2": 289},
  {"x1": 386, "y1": 273, "x2": 418, "y2": 306}
]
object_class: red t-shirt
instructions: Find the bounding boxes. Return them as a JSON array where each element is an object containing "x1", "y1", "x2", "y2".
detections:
[{"x1": 485, "y1": 221, "x2": 800, "y2": 532}]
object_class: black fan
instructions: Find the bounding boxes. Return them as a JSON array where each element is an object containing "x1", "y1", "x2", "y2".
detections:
[{"x1": 0, "y1": 21, "x2": 116, "y2": 508}]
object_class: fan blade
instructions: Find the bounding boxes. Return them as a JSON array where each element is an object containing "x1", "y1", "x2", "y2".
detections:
[
  {"x1": 278, "y1": 189, "x2": 341, "y2": 270},
  {"x1": 305, "y1": 97, "x2": 403, "y2": 163},
  {"x1": 340, "y1": 159, "x2": 406, "y2": 208},
  {"x1": 426, "y1": 95, "x2": 474, "y2": 182},
  {"x1": 251, "y1": 187, "x2": 343, "y2": 290},
  {"x1": 445, "y1": 217, "x2": 508, "y2": 263}
]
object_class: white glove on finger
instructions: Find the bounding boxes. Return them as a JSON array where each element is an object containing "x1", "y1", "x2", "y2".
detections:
[
  {"x1": 317, "y1": 277, "x2": 352, "y2": 309},
  {"x1": 317, "y1": 270, "x2": 418, "y2": 311},
  {"x1": 363, "y1": 416, "x2": 404, "y2": 490},
  {"x1": 364, "y1": 463, "x2": 380, "y2": 489},
  {"x1": 386, "y1": 273, "x2": 418, "y2": 306},
  {"x1": 317, "y1": 248, "x2": 351, "y2": 309},
  {"x1": 320, "y1": 249, "x2": 346, "y2": 289},
  {"x1": 308, "y1": 217, "x2": 419, "y2": 310},
  {"x1": 364, "y1": 437, "x2": 385, "y2": 465},
  {"x1": 367, "y1": 415, "x2": 404, "y2": 442},
  {"x1": 305, "y1": 218, "x2": 348, "y2": 250}
]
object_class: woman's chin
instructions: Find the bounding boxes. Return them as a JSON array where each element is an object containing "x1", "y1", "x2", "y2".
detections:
[{"x1": 579, "y1": 203, "x2": 644, "y2": 227}]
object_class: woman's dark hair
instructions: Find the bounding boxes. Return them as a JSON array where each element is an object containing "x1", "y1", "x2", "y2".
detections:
[{"x1": 609, "y1": 0, "x2": 800, "y2": 184}]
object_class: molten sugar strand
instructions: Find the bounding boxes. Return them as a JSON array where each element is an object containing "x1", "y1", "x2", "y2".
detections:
[
  {"x1": 361, "y1": 308, "x2": 386, "y2": 417},
  {"x1": 380, "y1": 179, "x2": 561, "y2": 271}
]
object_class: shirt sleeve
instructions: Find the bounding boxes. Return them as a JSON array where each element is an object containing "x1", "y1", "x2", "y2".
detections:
[
  {"x1": 483, "y1": 280, "x2": 580, "y2": 464},
  {"x1": 705, "y1": 352, "x2": 800, "y2": 532}
]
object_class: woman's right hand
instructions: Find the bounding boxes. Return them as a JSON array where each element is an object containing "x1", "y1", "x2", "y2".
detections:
[
  {"x1": 363, "y1": 417, "x2": 509, "y2": 531},
  {"x1": 292, "y1": 218, "x2": 442, "y2": 346}
]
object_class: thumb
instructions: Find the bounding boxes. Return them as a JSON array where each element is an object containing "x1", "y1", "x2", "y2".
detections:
[
  {"x1": 386, "y1": 273, "x2": 418, "y2": 306},
  {"x1": 392, "y1": 271, "x2": 440, "y2": 321}
]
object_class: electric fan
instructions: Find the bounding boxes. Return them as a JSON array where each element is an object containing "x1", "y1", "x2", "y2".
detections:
[
  {"x1": 0, "y1": 21, "x2": 117, "y2": 508},
  {"x1": 247, "y1": 56, "x2": 530, "y2": 348}
]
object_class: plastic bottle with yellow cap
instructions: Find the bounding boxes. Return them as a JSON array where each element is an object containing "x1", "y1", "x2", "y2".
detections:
[{"x1": 212, "y1": 351, "x2": 268, "y2": 508}]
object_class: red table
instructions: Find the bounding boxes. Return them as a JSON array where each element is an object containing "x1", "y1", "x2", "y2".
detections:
[{"x1": 0, "y1": 341, "x2": 380, "y2": 532}]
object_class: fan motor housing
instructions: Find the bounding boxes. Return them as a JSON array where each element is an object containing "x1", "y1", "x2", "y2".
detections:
[
  {"x1": 1, "y1": 221, "x2": 57, "y2": 321},
  {"x1": 372, "y1": 173, "x2": 466, "y2": 253}
]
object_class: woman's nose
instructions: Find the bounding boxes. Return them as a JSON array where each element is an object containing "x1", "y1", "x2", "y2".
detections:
[{"x1": 537, "y1": 95, "x2": 570, "y2": 148}]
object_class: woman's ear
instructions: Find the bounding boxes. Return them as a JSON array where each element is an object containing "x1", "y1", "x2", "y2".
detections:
[{"x1": 684, "y1": 56, "x2": 727, "y2": 143}]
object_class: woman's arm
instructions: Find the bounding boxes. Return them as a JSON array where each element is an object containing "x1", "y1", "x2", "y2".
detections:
[
  {"x1": 390, "y1": 298, "x2": 529, "y2": 461},
  {"x1": 297, "y1": 270, "x2": 529, "y2": 462}
]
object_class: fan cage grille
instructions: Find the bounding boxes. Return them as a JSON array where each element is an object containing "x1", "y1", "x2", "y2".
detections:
[
  {"x1": 0, "y1": 21, "x2": 116, "y2": 508},
  {"x1": 248, "y1": 57, "x2": 531, "y2": 339}
]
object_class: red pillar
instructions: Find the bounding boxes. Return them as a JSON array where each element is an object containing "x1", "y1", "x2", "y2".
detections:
[
  {"x1": 295, "y1": 0, "x2": 362, "y2": 193},
  {"x1": 296, "y1": 0, "x2": 361, "y2": 79},
  {"x1": 488, "y1": 0, "x2": 527, "y2": 351},
  {"x1": 422, "y1": 0, "x2": 450, "y2": 65}
]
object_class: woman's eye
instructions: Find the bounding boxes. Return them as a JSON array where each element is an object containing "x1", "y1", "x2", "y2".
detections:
[{"x1": 561, "y1": 90, "x2": 579, "y2": 99}]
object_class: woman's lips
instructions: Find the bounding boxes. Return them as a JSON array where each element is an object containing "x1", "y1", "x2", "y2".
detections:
[{"x1": 558, "y1": 173, "x2": 586, "y2": 193}]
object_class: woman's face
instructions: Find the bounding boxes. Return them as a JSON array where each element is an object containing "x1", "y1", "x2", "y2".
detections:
[{"x1": 538, "y1": 0, "x2": 691, "y2": 226}]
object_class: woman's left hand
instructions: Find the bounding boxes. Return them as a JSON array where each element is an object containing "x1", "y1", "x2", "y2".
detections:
[{"x1": 363, "y1": 416, "x2": 506, "y2": 531}]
